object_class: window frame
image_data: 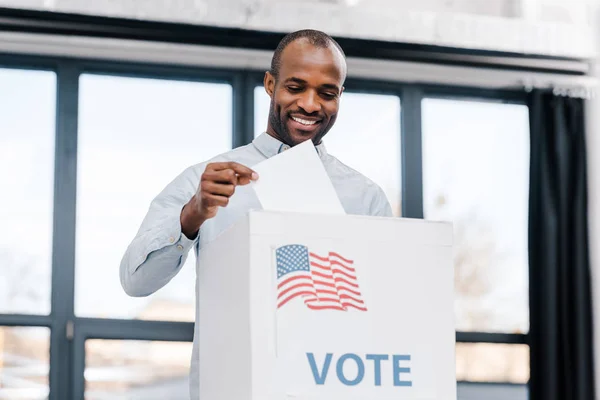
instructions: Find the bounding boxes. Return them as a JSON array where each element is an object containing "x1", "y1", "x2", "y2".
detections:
[{"x1": 0, "y1": 53, "x2": 531, "y2": 400}]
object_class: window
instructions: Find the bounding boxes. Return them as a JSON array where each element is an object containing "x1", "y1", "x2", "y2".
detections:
[
  {"x1": 0, "y1": 327, "x2": 50, "y2": 399},
  {"x1": 76, "y1": 74, "x2": 233, "y2": 321},
  {"x1": 0, "y1": 53, "x2": 537, "y2": 400},
  {"x1": 254, "y1": 87, "x2": 402, "y2": 215},
  {"x1": 85, "y1": 339, "x2": 192, "y2": 399},
  {"x1": 456, "y1": 343, "x2": 529, "y2": 383},
  {"x1": 422, "y1": 97, "x2": 530, "y2": 384},
  {"x1": 0, "y1": 68, "x2": 55, "y2": 315}
]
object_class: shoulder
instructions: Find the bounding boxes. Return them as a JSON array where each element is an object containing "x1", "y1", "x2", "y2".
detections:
[
  {"x1": 325, "y1": 154, "x2": 382, "y2": 192},
  {"x1": 324, "y1": 154, "x2": 393, "y2": 217}
]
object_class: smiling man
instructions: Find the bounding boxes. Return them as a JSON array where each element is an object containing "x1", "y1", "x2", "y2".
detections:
[
  {"x1": 120, "y1": 29, "x2": 392, "y2": 400},
  {"x1": 265, "y1": 31, "x2": 347, "y2": 147}
]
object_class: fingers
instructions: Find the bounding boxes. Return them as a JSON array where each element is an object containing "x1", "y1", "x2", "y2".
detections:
[
  {"x1": 203, "y1": 169, "x2": 239, "y2": 186},
  {"x1": 206, "y1": 162, "x2": 258, "y2": 184},
  {"x1": 201, "y1": 180, "x2": 235, "y2": 197},
  {"x1": 197, "y1": 162, "x2": 258, "y2": 216},
  {"x1": 200, "y1": 192, "x2": 230, "y2": 208},
  {"x1": 237, "y1": 173, "x2": 254, "y2": 186}
]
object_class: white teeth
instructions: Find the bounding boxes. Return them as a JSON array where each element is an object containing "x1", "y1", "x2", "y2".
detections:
[{"x1": 292, "y1": 116, "x2": 318, "y2": 126}]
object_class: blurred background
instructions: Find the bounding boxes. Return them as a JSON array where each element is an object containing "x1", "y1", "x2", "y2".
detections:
[{"x1": 1, "y1": 0, "x2": 599, "y2": 399}]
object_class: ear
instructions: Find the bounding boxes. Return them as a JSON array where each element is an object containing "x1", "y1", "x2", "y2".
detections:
[
  {"x1": 264, "y1": 71, "x2": 276, "y2": 97},
  {"x1": 340, "y1": 86, "x2": 345, "y2": 96}
]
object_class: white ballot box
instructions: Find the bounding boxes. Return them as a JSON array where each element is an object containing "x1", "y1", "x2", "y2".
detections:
[{"x1": 198, "y1": 210, "x2": 456, "y2": 400}]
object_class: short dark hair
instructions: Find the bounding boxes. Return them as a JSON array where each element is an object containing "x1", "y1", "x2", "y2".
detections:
[{"x1": 270, "y1": 29, "x2": 346, "y2": 79}]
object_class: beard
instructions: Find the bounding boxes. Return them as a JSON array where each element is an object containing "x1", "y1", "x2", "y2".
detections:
[
  {"x1": 267, "y1": 97, "x2": 334, "y2": 147},
  {"x1": 268, "y1": 99, "x2": 294, "y2": 145}
]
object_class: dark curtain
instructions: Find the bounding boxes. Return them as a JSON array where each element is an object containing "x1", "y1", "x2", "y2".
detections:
[{"x1": 528, "y1": 90, "x2": 595, "y2": 400}]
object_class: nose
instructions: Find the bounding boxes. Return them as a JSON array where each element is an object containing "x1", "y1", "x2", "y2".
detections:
[{"x1": 297, "y1": 90, "x2": 321, "y2": 114}]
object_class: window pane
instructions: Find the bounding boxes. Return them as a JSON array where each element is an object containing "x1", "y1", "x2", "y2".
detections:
[
  {"x1": 422, "y1": 98, "x2": 529, "y2": 334},
  {"x1": 85, "y1": 339, "x2": 192, "y2": 399},
  {"x1": 0, "y1": 326, "x2": 50, "y2": 399},
  {"x1": 456, "y1": 343, "x2": 529, "y2": 383},
  {"x1": 0, "y1": 68, "x2": 55, "y2": 315},
  {"x1": 76, "y1": 74, "x2": 232, "y2": 321},
  {"x1": 254, "y1": 87, "x2": 402, "y2": 216}
]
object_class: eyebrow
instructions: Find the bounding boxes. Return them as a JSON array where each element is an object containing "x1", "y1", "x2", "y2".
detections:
[{"x1": 285, "y1": 77, "x2": 340, "y2": 92}]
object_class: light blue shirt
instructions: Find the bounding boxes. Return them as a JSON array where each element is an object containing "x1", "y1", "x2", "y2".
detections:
[{"x1": 119, "y1": 132, "x2": 393, "y2": 399}]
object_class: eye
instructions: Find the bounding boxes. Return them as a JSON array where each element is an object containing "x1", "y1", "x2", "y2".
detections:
[
  {"x1": 287, "y1": 86, "x2": 302, "y2": 93},
  {"x1": 321, "y1": 92, "x2": 337, "y2": 100}
]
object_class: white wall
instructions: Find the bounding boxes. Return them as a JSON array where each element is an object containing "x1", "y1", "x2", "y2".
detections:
[{"x1": 0, "y1": 0, "x2": 596, "y2": 58}]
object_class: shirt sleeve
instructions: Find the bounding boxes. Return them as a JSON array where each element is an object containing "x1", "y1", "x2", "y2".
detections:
[{"x1": 119, "y1": 164, "x2": 203, "y2": 297}]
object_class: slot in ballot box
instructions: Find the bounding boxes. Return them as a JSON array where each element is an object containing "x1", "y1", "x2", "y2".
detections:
[{"x1": 198, "y1": 210, "x2": 456, "y2": 400}]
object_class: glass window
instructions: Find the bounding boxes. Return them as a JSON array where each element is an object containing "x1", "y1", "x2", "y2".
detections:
[
  {"x1": 76, "y1": 74, "x2": 233, "y2": 321},
  {"x1": 0, "y1": 68, "x2": 55, "y2": 315},
  {"x1": 456, "y1": 343, "x2": 529, "y2": 383},
  {"x1": 0, "y1": 326, "x2": 50, "y2": 398},
  {"x1": 85, "y1": 339, "x2": 192, "y2": 399},
  {"x1": 254, "y1": 87, "x2": 402, "y2": 216},
  {"x1": 422, "y1": 98, "x2": 530, "y2": 334}
]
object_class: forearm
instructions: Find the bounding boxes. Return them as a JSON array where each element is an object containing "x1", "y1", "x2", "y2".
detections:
[
  {"x1": 119, "y1": 164, "x2": 204, "y2": 296},
  {"x1": 121, "y1": 240, "x2": 194, "y2": 296},
  {"x1": 180, "y1": 195, "x2": 207, "y2": 240},
  {"x1": 120, "y1": 213, "x2": 196, "y2": 297}
]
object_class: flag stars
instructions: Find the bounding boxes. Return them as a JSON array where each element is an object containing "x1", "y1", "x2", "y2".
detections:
[{"x1": 276, "y1": 245, "x2": 310, "y2": 278}]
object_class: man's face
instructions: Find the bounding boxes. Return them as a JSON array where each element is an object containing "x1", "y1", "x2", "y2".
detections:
[{"x1": 264, "y1": 39, "x2": 346, "y2": 146}]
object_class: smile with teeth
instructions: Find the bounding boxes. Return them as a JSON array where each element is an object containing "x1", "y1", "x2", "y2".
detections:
[{"x1": 291, "y1": 116, "x2": 320, "y2": 126}]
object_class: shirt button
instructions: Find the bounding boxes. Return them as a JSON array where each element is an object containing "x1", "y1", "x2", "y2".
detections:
[
  {"x1": 177, "y1": 245, "x2": 183, "y2": 250},
  {"x1": 168, "y1": 237, "x2": 175, "y2": 243},
  {"x1": 281, "y1": 145, "x2": 290, "y2": 151}
]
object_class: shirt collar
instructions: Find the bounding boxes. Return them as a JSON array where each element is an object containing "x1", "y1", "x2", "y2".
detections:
[{"x1": 252, "y1": 132, "x2": 328, "y2": 159}]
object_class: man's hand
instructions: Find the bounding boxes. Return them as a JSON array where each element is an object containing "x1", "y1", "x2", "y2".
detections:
[{"x1": 180, "y1": 162, "x2": 258, "y2": 239}]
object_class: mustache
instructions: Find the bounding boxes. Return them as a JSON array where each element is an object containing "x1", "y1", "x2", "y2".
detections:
[{"x1": 287, "y1": 110, "x2": 324, "y2": 118}]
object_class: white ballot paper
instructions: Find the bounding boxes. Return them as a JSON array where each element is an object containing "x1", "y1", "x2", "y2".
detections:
[{"x1": 251, "y1": 139, "x2": 346, "y2": 215}]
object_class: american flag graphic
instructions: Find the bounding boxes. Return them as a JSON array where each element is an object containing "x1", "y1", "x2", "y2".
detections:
[{"x1": 275, "y1": 244, "x2": 367, "y2": 311}]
